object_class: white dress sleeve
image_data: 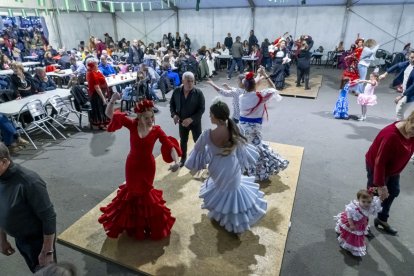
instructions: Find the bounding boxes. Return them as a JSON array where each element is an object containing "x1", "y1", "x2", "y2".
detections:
[
  {"x1": 368, "y1": 196, "x2": 383, "y2": 216},
  {"x1": 235, "y1": 142, "x2": 259, "y2": 171},
  {"x1": 345, "y1": 201, "x2": 364, "y2": 221},
  {"x1": 261, "y1": 88, "x2": 283, "y2": 102},
  {"x1": 184, "y1": 130, "x2": 211, "y2": 171}
]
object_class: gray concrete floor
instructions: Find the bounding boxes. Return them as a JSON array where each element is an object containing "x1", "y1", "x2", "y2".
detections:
[{"x1": 1, "y1": 66, "x2": 413, "y2": 276}]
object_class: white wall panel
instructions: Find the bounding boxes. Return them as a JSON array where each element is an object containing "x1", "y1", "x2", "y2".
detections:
[
  {"x1": 296, "y1": 6, "x2": 345, "y2": 52},
  {"x1": 178, "y1": 9, "x2": 214, "y2": 50},
  {"x1": 115, "y1": 11, "x2": 177, "y2": 45},
  {"x1": 345, "y1": 5, "x2": 402, "y2": 52},
  {"x1": 212, "y1": 8, "x2": 251, "y2": 46},
  {"x1": 57, "y1": 12, "x2": 114, "y2": 49},
  {"x1": 395, "y1": 4, "x2": 414, "y2": 52},
  {"x1": 255, "y1": 7, "x2": 297, "y2": 43}
]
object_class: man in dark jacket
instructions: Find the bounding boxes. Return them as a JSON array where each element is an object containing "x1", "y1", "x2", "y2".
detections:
[
  {"x1": 128, "y1": 39, "x2": 144, "y2": 71},
  {"x1": 170, "y1": 71, "x2": 205, "y2": 166},
  {"x1": 33, "y1": 67, "x2": 56, "y2": 92},
  {"x1": 380, "y1": 51, "x2": 414, "y2": 120},
  {"x1": 228, "y1": 36, "x2": 244, "y2": 80},
  {"x1": 224, "y1": 33, "x2": 233, "y2": 52},
  {"x1": 0, "y1": 143, "x2": 56, "y2": 273},
  {"x1": 248, "y1": 30, "x2": 258, "y2": 54}
]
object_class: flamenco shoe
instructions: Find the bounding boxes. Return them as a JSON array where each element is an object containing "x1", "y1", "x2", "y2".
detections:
[
  {"x1": 374, "y1": 218, "x2": 398, "y2": 235},
  {"x1": 365, "y1": 228, "x2": 375, "y2": 239}
]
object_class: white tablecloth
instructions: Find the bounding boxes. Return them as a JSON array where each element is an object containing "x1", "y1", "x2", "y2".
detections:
[
  {"x1": 0, "y1": 67, "x2": 29, "y2": 76},
  {"x1": 0, "y1": 88, "x2": 71, "y2": 116},
  {"x1": 47, "y1": 69, "x2": 73, "y2": 78},
  {"x1": 22, "y1": 61, "x2": 41, "y2": 67}
]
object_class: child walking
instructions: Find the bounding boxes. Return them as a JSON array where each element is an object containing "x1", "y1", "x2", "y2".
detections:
[
  {"x1": 333, "y1": 80, "x2": 358, "y2": 120},
  {"x1": 356, "y1": 72, "x2": 379, "y2": 121},
  {"x1": 335, "y1": 189, "x2": 382, "y2": 257}
]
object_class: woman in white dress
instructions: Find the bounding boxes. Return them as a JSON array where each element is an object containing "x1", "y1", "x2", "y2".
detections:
[
  {"x1": 185, "y1": 100, "x2": 267, "y2": 234},
  {"x1": 239, "y1": 67, "x2": 289, "y2": 181}
]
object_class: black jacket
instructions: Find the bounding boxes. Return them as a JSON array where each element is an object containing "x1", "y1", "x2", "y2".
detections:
[
  {"x1": 170, "y1": 86, "x2": 205, "y2": 123},
  {"x1": 224, "y1": 37, "x2": 233, "y2": 49}
]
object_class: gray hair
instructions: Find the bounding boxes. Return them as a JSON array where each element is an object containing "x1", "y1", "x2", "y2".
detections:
[
  {"x1": 86, "y1": 58, "x2": 98, "y2": 66},
  {"x1": 0, "y1": 143, "x2": 10, "y2": 160},
  {"x1": 35, "y1": 67, "x2": 45, "y2": 75},
  {"x1": 182, "y1": 71, "x2": 195, "y2": 81}
]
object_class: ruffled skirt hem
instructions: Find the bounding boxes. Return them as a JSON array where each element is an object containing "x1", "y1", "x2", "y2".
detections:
[
  {"x1": 200, "y1": 176, "x2": 267, "y2": 233},
  {"x1": 98, "y1": 184, "x2": 175, "y2": 240}
]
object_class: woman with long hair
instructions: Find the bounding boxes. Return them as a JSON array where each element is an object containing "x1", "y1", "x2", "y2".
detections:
[
  {"x1": 239, "y1": 67, "x2": 289, "y2": 181},
  {"x1": 356, "y1": 39, "x2": 379, "y2": 95},
  {"x1": 99, "y1": 95, "x2": 181, "y2": 240},
  {"x1": 85, "y1": 59, "x2": 110, "y2": 129},
  {"x1": 185, "y1": 100, "x2": 266, "y2": 234}
]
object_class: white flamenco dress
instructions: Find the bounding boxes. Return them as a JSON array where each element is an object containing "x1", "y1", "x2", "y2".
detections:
[{"x1": 185, "y1": 130, "x2": 267, "y2": 233}]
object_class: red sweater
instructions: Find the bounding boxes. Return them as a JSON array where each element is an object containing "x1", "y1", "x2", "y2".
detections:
[{"x1": 366, "y1": 123, "x2": 414, "y2": 186}]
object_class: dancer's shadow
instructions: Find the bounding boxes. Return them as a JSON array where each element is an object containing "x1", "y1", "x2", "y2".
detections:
[
  {"x1": 257, "y1": 207, "x2": 283, "y2": 232},
  {"x1": 258, "y1": 175, "x2": 289, "y2": 195},
  {"x1": 343, "y1": 122, "x2": 381, "y2": 142},
  {"x1": 156, "y1": 170, "x2": 197, "y2": 204},
  {"x1": 89, "y1": 132, "x2": 116, "y2": 157}
]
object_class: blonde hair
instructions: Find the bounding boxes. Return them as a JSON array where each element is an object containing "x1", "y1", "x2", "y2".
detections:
[
  {"x1": 364, "y1": 39, "x2": 377, "y2": 48},
  {"x1": 406, "y1": 111, "x2": 414, "y2": 122},
  {"x1": 10, "y1": 62, "x2": 24, "y2": 72}
]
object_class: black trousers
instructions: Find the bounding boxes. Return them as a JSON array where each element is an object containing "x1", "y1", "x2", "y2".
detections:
[
  {"x1": 366, "y1": 165, "x2": 400, "y2": 222},
  {"x1": 179, "y1": 122, "x2": 202, "y2": 161},
  {"x1": 15, "y1": 234, "x2": 56, "y2": 273},
  {"x1": 297, "y1": 66, "x2": 310, "y2": 88}
]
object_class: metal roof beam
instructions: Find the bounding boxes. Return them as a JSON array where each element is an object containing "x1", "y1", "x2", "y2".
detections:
[
  {"x1": 161, "y1": 0, "x2": 178, "y2": 12},
  {"x1": 248, "y1": 0, "x2": 256, "y2": 8}
]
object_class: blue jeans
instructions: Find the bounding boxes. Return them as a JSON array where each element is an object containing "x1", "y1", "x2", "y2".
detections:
[
  {"x1": 228, "y1": 58, "x2": 244, "y2": 78},
  {"x1": 150, "y1": 82, "x2": 159, "y2": 101},
  {"x1": 366, "y1": 164, "x2": 400, "y2": 222},
  {"x1": 357, "y1": 64, "x2": 368, "y2": 93},
  {"x1": 0, "y1": 114, "x2": 17, "y2": 146}
]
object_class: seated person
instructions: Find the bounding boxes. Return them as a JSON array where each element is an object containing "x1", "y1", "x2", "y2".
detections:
[
  {"x1": 218, "y1": 44, "x2": 229, "y2": 55},
  {"x1": 0, "y1": 113, "x2": 29, "y2": 153},
  {"x1": 162, "y1": 62, "x2": 180, "y2": 87},
  {"x1": 98, "y1": 55, "x2": 116, "y2": 77},
  {"x1": 101, "y1": 50, "x2": 114, "y2": 64},
  {"x1": 0, "y1": 54, "x2": 12, "y2": 70},
  {"x1": 9, "y1": 62, "x2": 37, "y2": 99},
  {"x1": 58, "y1": 49, "x2": 71, "y2": 69},
  {"x1": 70, "y1": 57, "x2": 87, "y2": 76},
  {"x1": 33, "y1": 67, "x2": 56, "y2": 92},
  {"x1": 47, "y1": 45, "x2": 58, "y2": 56}
]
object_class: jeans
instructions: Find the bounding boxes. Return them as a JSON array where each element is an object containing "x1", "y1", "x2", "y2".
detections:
[
  {"x1": 150, "y1": 82, "x2": 160, "y2": 101},
  {"x1": 228, "y1": 58, "x2": 244, "y2": 78},
  {"x1": 396, "y1": 96, "x2": 414, "y2": 120},
  {"x1": 357, "y1": 64, "x2": 368, "y2": 93},
  {"x1": 179, "y1": 122, "x2": 202, "y2": 161},
  {"x1": 0, "y1": 114, "x2": 17, "y2": 146},
  {"x1": 366, "y1": 165, "x2": 400, "y2": 222}
]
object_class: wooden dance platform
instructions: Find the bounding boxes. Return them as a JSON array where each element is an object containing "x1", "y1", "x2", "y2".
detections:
[
  {"x1": 279, "y1": 74, "x2": 322, "y2": 99},
  {"x1": 58, "y1": 142, "x2": 304, "y2": 276}
]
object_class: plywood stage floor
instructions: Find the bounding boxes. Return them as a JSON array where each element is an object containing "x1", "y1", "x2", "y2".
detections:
[
  {"x1": 58, "y1": 142, "x2": 304, "y2": 276},
  {"x1": 279, "y1": 74, "x2": 322, "y2": 99}
]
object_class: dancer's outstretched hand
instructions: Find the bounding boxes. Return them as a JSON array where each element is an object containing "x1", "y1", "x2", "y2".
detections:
[
  {"x1": 111, "y1": 92, "x2": 121, "y2": 102},
  {"x1": 169, "y1": 163, "x2": 180, "y2": 172}
]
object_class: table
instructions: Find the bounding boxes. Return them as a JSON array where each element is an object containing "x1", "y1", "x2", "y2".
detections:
[
  {"x1": 216, "y1": 55, "x2": 232, "y2": 70},
  {"x1": 22, "y1": 61, "x2": 41, "y2": 67},
  {"x1": 23, "y1": 56, "x2": 39, "y2": 61},
  {"x1": 311, "y1": 53, "x2": 323, "y2": 65},
  {"x1": 105, "y1": 72, "x2": 137, "y2": 87},
  {"x1": 0, "y1": 88, "x2": 71, "y2": 116},
  {"x1": 46, "y1": 69, "x2": 73, "y2": 78},
  {"x1": 242, "y1": 56, "x2": 259, "y2": 72},
  {"x1": 0, "y1": 67, "x2": 29, "y2": 76}
]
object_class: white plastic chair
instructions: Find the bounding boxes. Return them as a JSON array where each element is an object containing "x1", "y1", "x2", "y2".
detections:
[
  {"x1": 45, "y1": 95, "x2": 82, "y2": 132},
  {"x1": 16, "y1": 99, "x2": 66, "y2": 149}
]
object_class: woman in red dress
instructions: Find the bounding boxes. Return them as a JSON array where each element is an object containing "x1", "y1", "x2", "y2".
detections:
[
  {"x1": 98, "y1": 93, "x2": 182, "y2": 240},
  {"x1": 86, "y1": 59, "x2": 110, "y2": 129},
  {"x1": 340, "y1": 38, "x2": 365, "y2": 89}
]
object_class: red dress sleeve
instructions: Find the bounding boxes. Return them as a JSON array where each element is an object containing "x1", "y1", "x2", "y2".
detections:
[
  {"x1": 156, "y1": 126, "x2": 182, "y2": 163},
  {"x1": 107, "y1": 111, "x2": 135, "y2": 132}
]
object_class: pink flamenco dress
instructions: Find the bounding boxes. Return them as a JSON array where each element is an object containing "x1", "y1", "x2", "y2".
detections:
[
  {"x1": 98, "y1": 112, "x2": 182, "y2": 240},
  {"x1": 334, "y1": 196, "x2": 382, "y2": 256},
  {"x1": 357, "y1": 83, "x2": 377, "y2": 106}
]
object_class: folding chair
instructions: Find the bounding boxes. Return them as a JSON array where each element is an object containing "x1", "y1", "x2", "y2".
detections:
[
  {"x1": 15, "y1": 99, "x2": 66, "y2": 149},
  {"x1": 325, "y1": 51, "x2": 335, "y2": 68},
  {"x1": 45, "y1": 95, "x2": 82, "y2": 132}
]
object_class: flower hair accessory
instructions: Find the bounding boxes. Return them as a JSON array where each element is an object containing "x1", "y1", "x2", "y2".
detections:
[
  {"x1": 134, "y1": 100, "x2": 154, "y2": 114},
  {"x1": 245, "y1": 72, "x2": 254, "y2": 80},
  {"x1": 368, "y1": 187, "x2": 377, "y2": 195}
]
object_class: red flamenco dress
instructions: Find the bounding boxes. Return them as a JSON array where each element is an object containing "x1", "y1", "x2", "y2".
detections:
[{"x1": 98, "y1": 112, "x2": 182, "y2": 240}]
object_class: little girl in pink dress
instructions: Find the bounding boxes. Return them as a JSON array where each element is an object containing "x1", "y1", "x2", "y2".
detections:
[
  {"x1": 335, "y1": 189, "x2": 382, "y2": 256},
  {"x1": 356, "y1": 72, "x2": 379, "y2": 121}
]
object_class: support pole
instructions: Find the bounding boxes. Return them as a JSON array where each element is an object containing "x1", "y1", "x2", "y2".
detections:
[
  {"x1": 248, "y1": 0, "x2": 255, "y2": 30},
  {"x1": 112, "y1": 13, "x2": 118, "y2": 42},
  {"x1": 51, "y1": 0, "x2": 63, "y2": 48},
  {"x1": 392, "y1": 3, "x2": 405, "y2": 52},
  {"x1": 339, "y1": 0, "x2": 353, "y2": 43}
]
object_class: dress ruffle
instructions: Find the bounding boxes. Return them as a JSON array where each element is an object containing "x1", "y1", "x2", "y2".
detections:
[
  {"x1": 184, "y1": 146, "x2": 211, "y2": 171},
  {"x1": 236, "y1": 143, "x2": 260, "y2": 171},
  {"x1": 200, "y1": 176, "x2": 267, "y2": 233},
  {"x1": 98, "y1": 184, "x2": 175, "y2": 240},
  {"x1": 357, "y1": 94, "x2": 377, "y2": 106},
  {"x1": 107, "y1": 111, "x2": 132, "y2": 132},
  {"x1": 246, "y1": 142, "x2": 289, "y2": 181},
  {"x1": 160, "y1": 136, "x2": 182, "y2": 163}
]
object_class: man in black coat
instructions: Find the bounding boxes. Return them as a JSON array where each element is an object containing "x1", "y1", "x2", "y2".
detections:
[
  {"x1": 248, "y1": 30, "x2": 258, "y2": 54},
  {"x1": 224, "y1": 33, "x2": 233, "y2": 52},
  {"x1": 170, "y1": 71, "x2": 205, "y2": 166}
]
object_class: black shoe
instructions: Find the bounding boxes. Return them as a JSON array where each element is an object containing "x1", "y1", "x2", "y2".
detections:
[
  {"x1": 374, "y1": 218, "x2": 398, "y2": 235},
  {"x1": 179, "y1": 160, "x2": 186, "y2": 167},
  {"x1": 296, "y1": 83, "x2": 301, "y2": 87},
  {"x1": 305, "y1": 87, "x2": 311, "y2": 90},
  {"x1": 365, "y1": 228, "x2": 375, "y2": 239}
]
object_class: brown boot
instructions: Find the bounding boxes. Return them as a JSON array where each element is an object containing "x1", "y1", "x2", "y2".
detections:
[{"x1": 17, "y1": 137, "x2": 30, "y2": 146}]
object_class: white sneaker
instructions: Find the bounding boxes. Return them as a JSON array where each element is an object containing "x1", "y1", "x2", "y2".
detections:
[{"x1": 358, "y1": 116, "x2": 365, "y2": 121}]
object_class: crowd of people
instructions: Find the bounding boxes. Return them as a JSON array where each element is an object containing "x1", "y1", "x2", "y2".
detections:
[{"x1": 1, "y1": 23, "x2": 414, "y2": 274}]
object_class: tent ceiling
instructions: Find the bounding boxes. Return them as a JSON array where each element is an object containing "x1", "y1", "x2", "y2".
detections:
[{"x1": 90, "y1": 0, "x2": 414, "y2": 11}]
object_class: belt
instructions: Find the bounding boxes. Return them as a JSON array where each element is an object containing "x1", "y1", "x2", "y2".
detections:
[{"x1": 239, "y1": 116, "x2": 262, "y2": 124}]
